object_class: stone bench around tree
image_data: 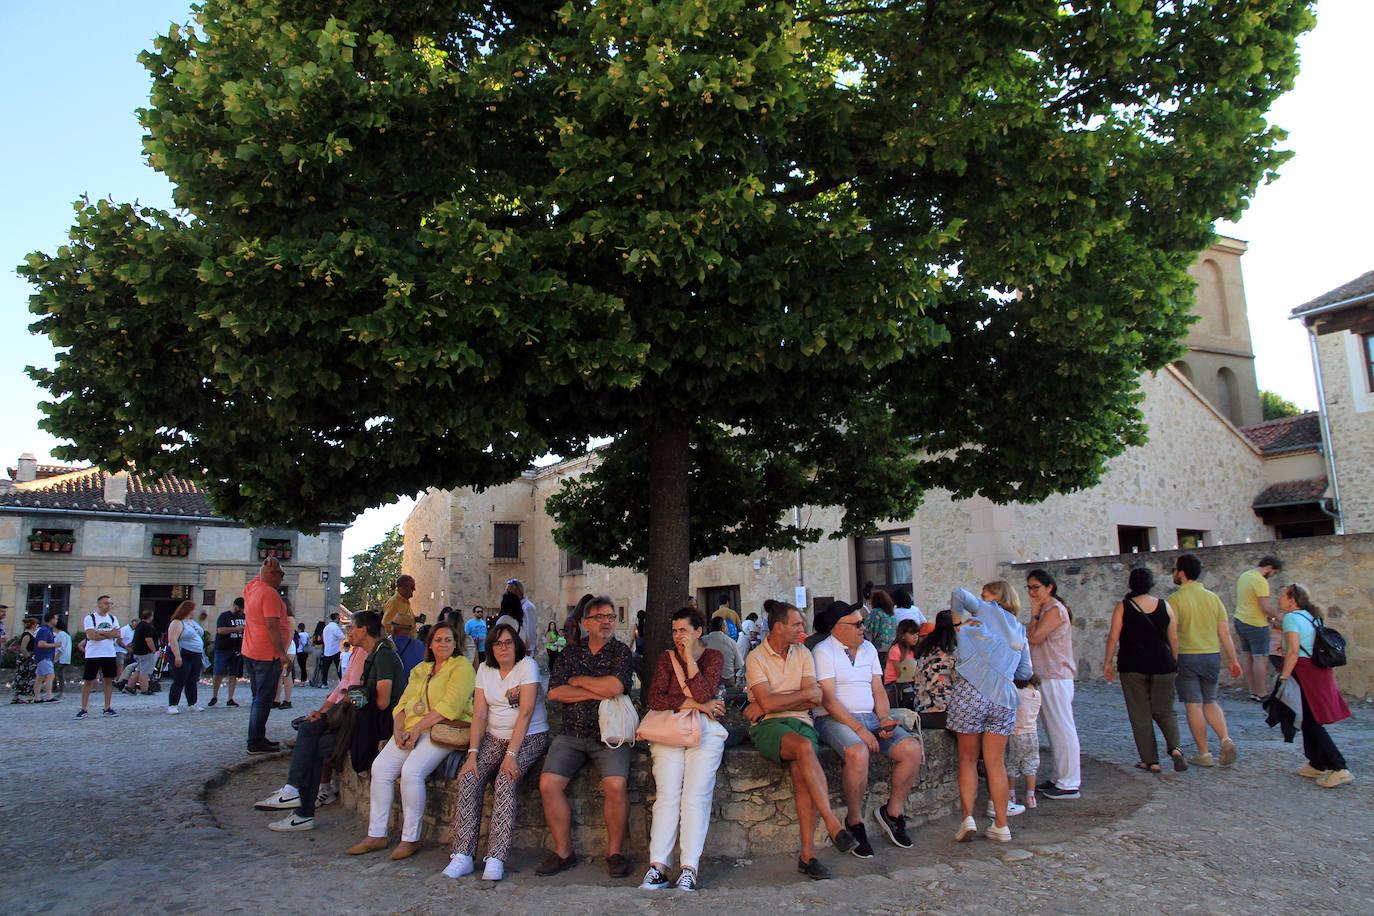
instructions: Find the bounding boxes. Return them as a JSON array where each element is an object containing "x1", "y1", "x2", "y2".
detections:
[{"x1": 338, "y1": 727, "x2": 959, "y2": 860}]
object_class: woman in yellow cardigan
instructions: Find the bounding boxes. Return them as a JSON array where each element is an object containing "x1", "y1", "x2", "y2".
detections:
[{"x1": 347, "y1": 622, "x2": 474, "y2": 859}]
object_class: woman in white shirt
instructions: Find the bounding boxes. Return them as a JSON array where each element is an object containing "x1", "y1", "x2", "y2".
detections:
[{"x1": 443, "y1": 622, "x2": 549, "y2": 882}]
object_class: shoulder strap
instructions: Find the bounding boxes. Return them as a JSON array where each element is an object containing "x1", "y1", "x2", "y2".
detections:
[{"x1": 668, "y1": 652, "x2": 691, "y2": 693}]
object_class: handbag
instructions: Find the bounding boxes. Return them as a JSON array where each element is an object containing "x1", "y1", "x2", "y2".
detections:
[
  {"x1": 1306, "y1": 611, "x2": 1347, "y2": 669},
  {"x1": 430, "y1": 723, "x2": 472, "y2": 749},
  {"x1": 599, "y1": 694, "x2": 641, "y2": 748},
  {"x1": 636, "y1": 654, "x2": 703, "y2": 747}
]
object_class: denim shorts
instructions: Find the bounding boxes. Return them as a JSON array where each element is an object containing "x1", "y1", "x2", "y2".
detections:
[
  {"x1": 36, "y1": 659, "x2": 55, "y2": 677},
  {"x1": 1176, "y1": 653, "x2": 1220, "y2": 704},
  {"x1": 1233, "y1": 620, "x2": 1270, "y2": 657},
  {"x1": 213, "y1": 651, "x2": 242, "y2": 677},
  {"x1": 816, "y1": 711, "x2": 913, "y2": 757}
]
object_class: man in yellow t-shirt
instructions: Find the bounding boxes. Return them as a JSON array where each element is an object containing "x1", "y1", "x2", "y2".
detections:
[
  {"x1": 1170, "y1": 554, "x2": 1243, "y2": 768},
  {"x1": 381, "y1": 575, "x2": 417, "y2": 638},
  {"x1": 1233, "y1": 555, "x2": 1282, "y2": 701}
]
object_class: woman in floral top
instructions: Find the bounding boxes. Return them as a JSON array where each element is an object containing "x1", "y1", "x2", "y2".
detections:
[
  {"x1": 913, "y1": 610, "x2": 957, "y2": 729},
  {"x1": 864, "y1": 589, "x2": 898, "y2": 654}
]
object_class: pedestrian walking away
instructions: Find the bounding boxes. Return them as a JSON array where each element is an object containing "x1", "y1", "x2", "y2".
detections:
[
  {"x1": 1103, "y1": 567, "x2": 1186, "y2": 773},
  {"x1": 1273, "y1": 584, "x2": 1352, "y2": 788},
  {"x1": 1169, "y1": 554, "x2": 1242, "y2": 768}
]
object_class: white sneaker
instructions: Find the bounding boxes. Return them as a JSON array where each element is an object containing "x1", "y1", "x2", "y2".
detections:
[
  {"x1": 954, "y1": 816, "x2": 977, "y2": 842},
  {"x1": 985, "y1": 824, "x2": 1012, "y2": 843},
  {"x1": 254, "y1": 788, "x2": 302, "y2": 811},
  {"x1": 985, "y1": 800, "x2": 1027, "y2": 817},
  {"x1": 166, "y1": 706, "x2": 180, "y2": 715},
  {"x1": 190, "y1": 705, "x2": 206, "y2": 712},
  {"x1": 267, "y1": 813, "x2": 314, "y2": 831},
  {"x1": 443, "y1": 853, "x2": 474, "y2": 879},
  {"x1": 481, "y1": 857, "x2": 505, "y2": 881},
  {"x1": 316, "y1": 784, "x2": 339, "y2": 806}
]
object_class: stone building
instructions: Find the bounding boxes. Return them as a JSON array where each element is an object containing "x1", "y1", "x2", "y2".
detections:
[
  {"x1": 403, "y1": 239, "x2": 1345, "y2": 630},
  {"x1": 0, "y1": 457, "x2": 343, "y2": 633},
  {"x1": 1292, "y1": 270, "x2": 1374, "y2": 534}
]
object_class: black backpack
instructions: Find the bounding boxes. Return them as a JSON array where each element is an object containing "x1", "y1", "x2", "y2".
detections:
[{"x1": 1305, "y1": 612, "x2": 1347, "y2": 669}]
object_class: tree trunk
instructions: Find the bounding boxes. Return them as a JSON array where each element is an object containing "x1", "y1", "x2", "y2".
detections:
[{"x1": 641, "y1": 417, "x2": 691, "y2": 703}]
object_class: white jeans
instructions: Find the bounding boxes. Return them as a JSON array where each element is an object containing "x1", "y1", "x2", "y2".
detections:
[
  {"x1": 1038, "y1": 678, "x2": 1081, "y2": 790},
  {"x1": 648, "y1": 719, "x2": 727, "y2": 872},
  {"x1": 368, "y1": 732, "x2": 452, "y2": 841}
]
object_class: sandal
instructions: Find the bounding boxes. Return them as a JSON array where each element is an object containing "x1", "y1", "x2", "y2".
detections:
[
  {"x1": 1134, "y1": 762, "x2": 1161, "y2": 772},
  {"x1": 1170, "y1": 748, "x2": 1189, "y2": 772}
]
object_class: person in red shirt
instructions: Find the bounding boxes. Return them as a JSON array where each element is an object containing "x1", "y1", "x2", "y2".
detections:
[{"x1": 242, "y1": 558, "x2": 292, "y2": 753}]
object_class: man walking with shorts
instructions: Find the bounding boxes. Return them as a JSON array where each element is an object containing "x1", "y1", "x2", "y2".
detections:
[
  {"x1": 1170, "y1": 554, "x2": 1242, "y2": 767},
  {"x1": 1234, "y1": 555, "x2": 1282, "y2": 701},
  {"x1": 209, "y1": 598, "x2": 246, "y2": 707},
  {"x1": 76, "y1": 595, "x2": 121, "y2": 719},
  {"x1": 126, "y1": 608, "x2": 159, "y2": 696}
]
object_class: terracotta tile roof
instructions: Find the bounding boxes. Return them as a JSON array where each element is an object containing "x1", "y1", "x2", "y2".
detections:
[
  {"x1": 1239, "y1": 412, "x2": 1321, "y2": 454},
  {"x1": 6, "y1": 463, "x2": 90, "y2": 481},
  {"x1": 1291, "y1": 271, "x2": 1374, "y2": 316},
  {"x1": 0, "y1": 467, "x2": 216, "y2": 518},
  {"x1": 1252, "y1": 476, "x2": 1329, "y2": 509}
]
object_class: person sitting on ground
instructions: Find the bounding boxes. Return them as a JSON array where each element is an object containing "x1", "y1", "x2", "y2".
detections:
[
  {"x1": 1103, "y1": 566, "x2": 1186, "y2": 773},
  {"x1": 947, "y1": 582, "x2": 1033, "y2": 844},
  {"x1": 263, "y1": 611, "x2": 401, "y2": 832},
  {"x1": 639, "y1": 607, "x2": 729, "y2": 893},
  {"x1": 348, "y1": 621, "x2": 475, "y2": 859},
  {"x1": 743, "y1": 600, "x2": 857, "y2": 880},
  {"x1": 166, "y1": 600, "x2": 207, "y2": 713},
  {"x1": 1277, "y1": 584, "x2": 1352, "y2": 788},
  {"x1": 445, "y1": 622, "x2": 551, "y2": 882},
  {"x1": 255, "y1": 637, "x2": 371, "y2": 813},
  {"x1": 814, "y1": 603, "x2": 923, "y2": 856},
  {"x1": 864, "y1": 589, "x2": 898, "y2": 655},
  {"x1": 701, "y1": 614, "x2": 744, "y2": 690},
  {"x1": 536, "y1": 596, "x2": 636, "y2": 879},
  {"x1": 1169, "y1": 554, "x2": 1242, "y2": 768},
  {"x1": 912, "y1": 610, "x2": 957, "y2": 730},
  {"x1": 1002, "y1": 675, "x2": 1042, "y2": 813}
]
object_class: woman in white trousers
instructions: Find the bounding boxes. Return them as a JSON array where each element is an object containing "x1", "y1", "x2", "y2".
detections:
[
  {"x1": 347, "y1": 623, "x2": 475, "y2": 858},
  {"x1": 639, "y1": 608, "x2": 729, "y2": 893},
  {"x1": 1026, "y1": 570, "x2": 1082, "y2": 799}
]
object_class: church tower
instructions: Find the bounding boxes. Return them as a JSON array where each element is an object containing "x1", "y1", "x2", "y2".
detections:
[{"x1": 1173, "y1": 236, "x2": 1262, "y2": 427}]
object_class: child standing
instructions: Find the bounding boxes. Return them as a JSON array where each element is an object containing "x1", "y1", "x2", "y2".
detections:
[{"x1": 995, "y1": 675, "x2": 1042, "y2": 816}]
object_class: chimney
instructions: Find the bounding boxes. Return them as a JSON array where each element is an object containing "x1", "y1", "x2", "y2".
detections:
[
  {"x1": 103, "y1": 470, "x2": 129, "y2": 505},
  {"x1": 16, "y1": 453, "x2": 37, "y2": 483}
]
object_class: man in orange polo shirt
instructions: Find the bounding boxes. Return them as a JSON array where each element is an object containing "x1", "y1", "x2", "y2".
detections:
[{"x1": 243, "y1": 557, "x2": 293, "y2": 753}]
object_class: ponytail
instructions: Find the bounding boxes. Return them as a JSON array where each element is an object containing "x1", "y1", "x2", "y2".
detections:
[{"x1": 1285, "y1": 583, "x2": 1322, "y2": 620}]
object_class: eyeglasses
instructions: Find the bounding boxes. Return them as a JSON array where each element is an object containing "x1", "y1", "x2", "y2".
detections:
[
  {"x1": 492, "y1": 639, "x2": 516, "y2": 648},
  {"x1": 833, "y1": 620, "x2": 862, "y2": 629},
  {"x1": 584, "y1": 613, "x2": 615, "y2": 622},
  {"x1": 1026, "y1": 584, "x2": 1044, "y2": 591}
]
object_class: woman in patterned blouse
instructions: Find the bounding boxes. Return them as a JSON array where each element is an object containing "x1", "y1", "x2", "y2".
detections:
[
  {"x1": 913, "y1": 610, "x2": 958, "y2": 730},
  {"x1": 864, "y1": 589, "x2": 898, "y2": 654}
]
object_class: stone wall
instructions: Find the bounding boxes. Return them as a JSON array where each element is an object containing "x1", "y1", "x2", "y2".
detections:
[
  {"x1": 340, "y1": 730, "x2": 959, "y2": 859},
  {"x1": 1000, "y1": 532, "x2": 1374, "y2": 697},
  {"x1": 1318, "y1": 330, "x2": 1374, "y2": 534}
]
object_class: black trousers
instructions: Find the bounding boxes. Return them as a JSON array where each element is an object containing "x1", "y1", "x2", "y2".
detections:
[
  {"x1": 287, "y1": 717, "x2": 337, "y2": 818},
  {"x1": 1300, "y1": 689, "x2": 1346, "y2": 771}
]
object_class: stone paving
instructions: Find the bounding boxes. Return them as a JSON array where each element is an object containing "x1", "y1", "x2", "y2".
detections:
[{"x1": 0, "y1": 680, "x2": 1369, "y2": 914}]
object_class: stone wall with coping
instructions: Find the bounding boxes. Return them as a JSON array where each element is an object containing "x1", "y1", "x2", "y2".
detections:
[
  {"x1": 1000, "y1": 532, "x2": 1374, "y2": 696},
  {"x1": 339, "y1": 730, "x2": 959, "y2": 859}
]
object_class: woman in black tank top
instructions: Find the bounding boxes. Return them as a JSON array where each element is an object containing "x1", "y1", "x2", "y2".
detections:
[{"x1": 1103, "y1": 567, "x2": 1187, "y2": 772}]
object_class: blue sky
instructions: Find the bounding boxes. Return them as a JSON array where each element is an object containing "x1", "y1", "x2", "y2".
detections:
[{"x1": 3, "y1": 2, "x2": 1372, "y2": 568}]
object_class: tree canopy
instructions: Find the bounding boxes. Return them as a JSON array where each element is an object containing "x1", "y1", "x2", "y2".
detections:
[
  {"x1": 22, "y1": 0, "x2": 1312, "y2": 668},
  {"x1": 341, "y1": 524, "x2": 403, "y2": 611},
  {"x1": 1261, "y1": 389, "x2": 1303, "y2": 421}
]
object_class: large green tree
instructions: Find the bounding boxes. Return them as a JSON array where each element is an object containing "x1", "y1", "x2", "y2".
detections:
[
  {"x1": 23, "y1": 0, "x2": 1312, "y2": 681},
  {"x1": 341, "y1": 524, "x2": 403, "y2": 612}
]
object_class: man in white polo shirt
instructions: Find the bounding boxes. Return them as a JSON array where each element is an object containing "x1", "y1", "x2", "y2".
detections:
[
  {"x1": 813, "y1": 602, "x2": 923, "y2": 856},
  {"x1": 77, "y1": 595, "x2": 122, "y2": 719}
]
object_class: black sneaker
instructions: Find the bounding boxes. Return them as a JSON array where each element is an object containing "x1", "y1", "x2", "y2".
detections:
[
  {"x1": 278, "y1": 701, "x2": 292, "y2": 710},
  {"x1": 846, "y1": 821, "x2": 874, "y2": 859},
  {"x1": 226, "y1": 699, "x2": 240, "y2": 707},
  {"x1": 873, "y1": 807, "x2": 913, "y2": 849},
  {"x1": 797, "y1": 856, "x2": 831, "y2": 880},
  {"x1": 247, "y1": 742, "x2": 279, "y2": 755},
  {"x1": 206, "y1": 697, "x2": 218, "y2": 708},
  {"x1": 831, "y1": 826, "x2": 858, "y2": 855},
  {"x1": 1039, "y1": 784, "x2": 1080, "y2": 800},
  {"x1": 74, "y1": 709, "x2": 89, "y2": 720},
  {"x1": 102, "y1": 707, "x2": 119, "y2": 717}
]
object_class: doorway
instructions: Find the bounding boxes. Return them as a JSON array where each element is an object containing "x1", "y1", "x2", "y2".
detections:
[
  {"x1": 140, "y1": 583, "x2": 194, "y2": 633},
  {"x1": 699, "y1": 585, "x2": 742, "y2": 620}
]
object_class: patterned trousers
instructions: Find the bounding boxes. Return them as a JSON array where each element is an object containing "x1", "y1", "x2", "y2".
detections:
[{"x1": 451, "y1": 730, "x2": 551, "y2": 862}]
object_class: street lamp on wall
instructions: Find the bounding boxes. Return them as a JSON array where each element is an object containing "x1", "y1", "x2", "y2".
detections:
[{"x1": 419, "y1": 533, "x2": 446, "y2": 570}]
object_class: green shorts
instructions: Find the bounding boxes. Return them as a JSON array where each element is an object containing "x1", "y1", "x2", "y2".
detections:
[{"x1": 750, "y1": 717, "x2": 818, "y2": 763}]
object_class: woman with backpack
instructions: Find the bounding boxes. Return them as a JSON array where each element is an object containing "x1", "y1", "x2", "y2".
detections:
[{"x1": 1277, "y1": 584, "x2": 1351, "y2": 788}]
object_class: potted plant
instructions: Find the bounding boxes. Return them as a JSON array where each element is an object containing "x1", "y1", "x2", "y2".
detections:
[
  {"x1": 179, "y1": 535, "x2": 191, "y2": 557},
  {"x1": 28, "y1": 533, "x2": 41, "y2": 552},
  {"x1": 59, "y1": 534, "x2": 74, "y2": 553},
  {"x1": 152, "y1": 537, "x2": 163, "y2": 556},
  {"x1": 41, "y1": 534, "x2": 53, "y2": 551}
]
